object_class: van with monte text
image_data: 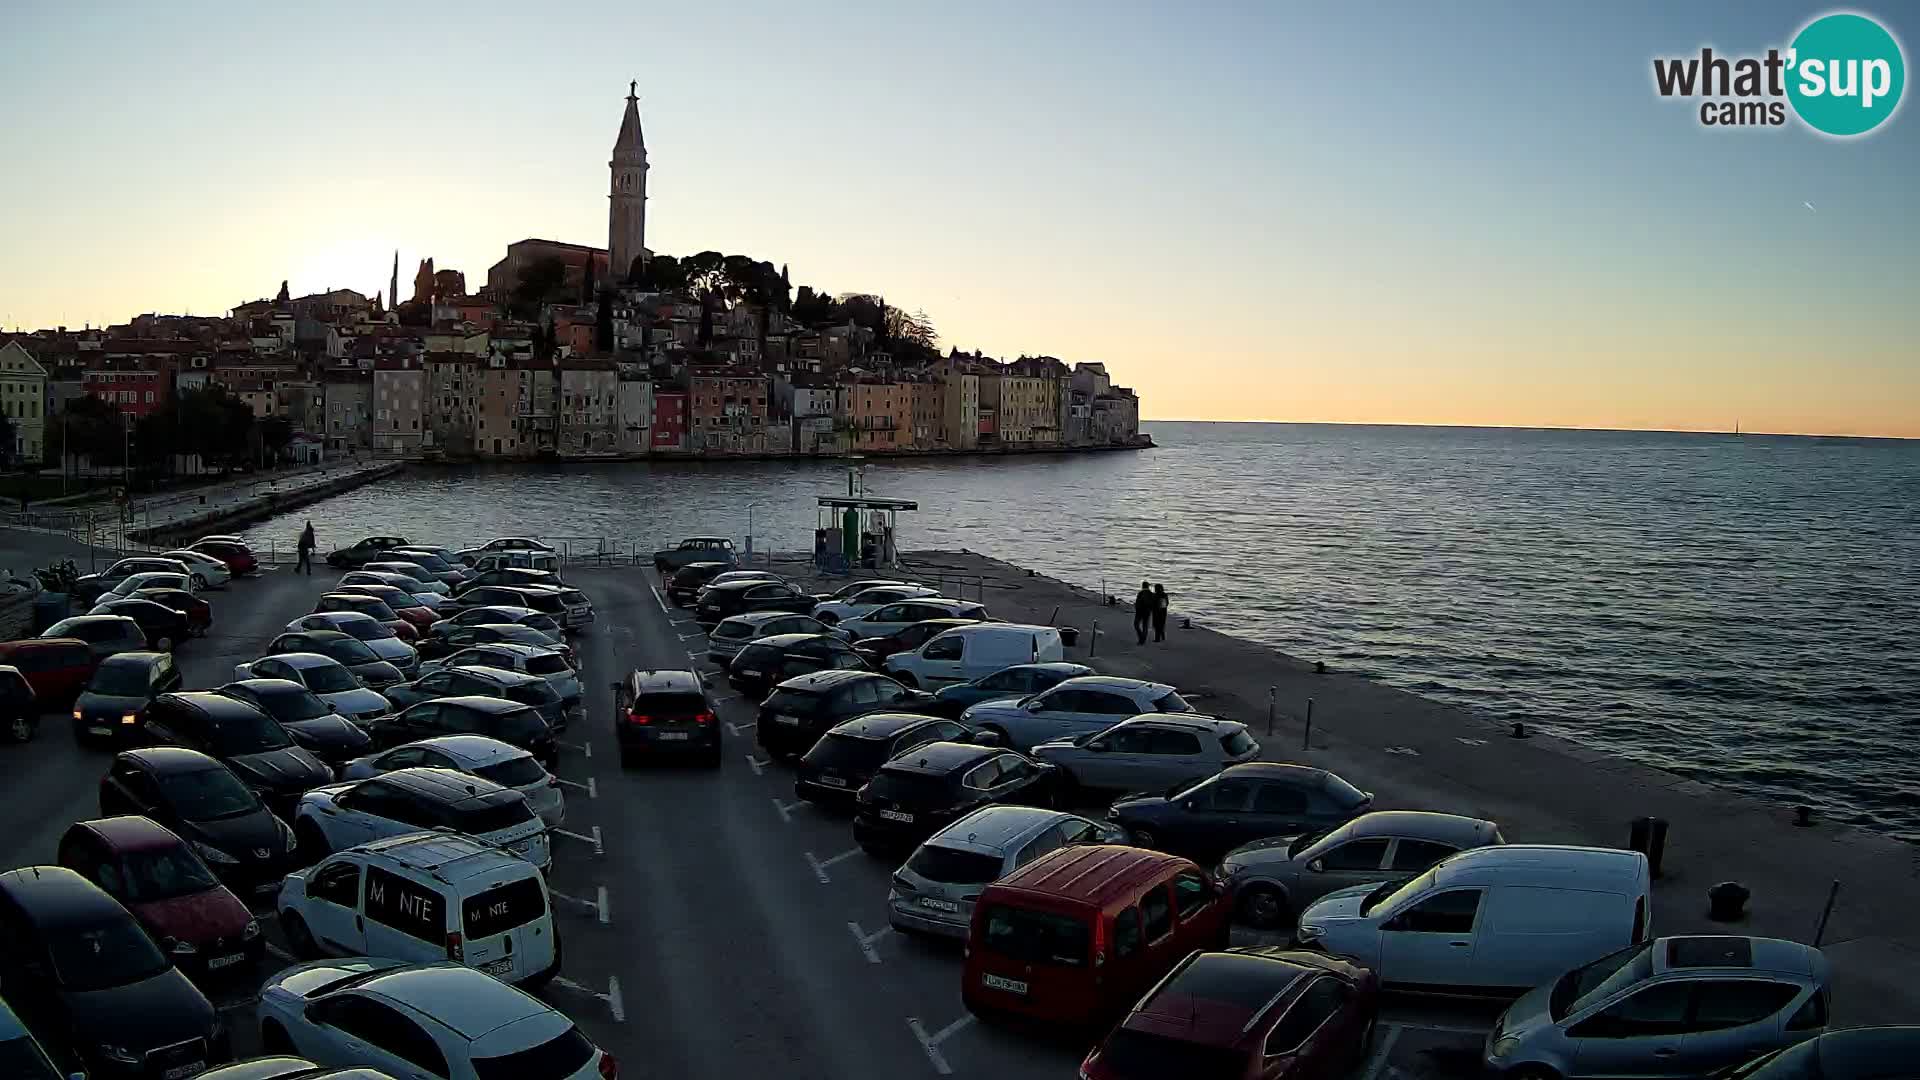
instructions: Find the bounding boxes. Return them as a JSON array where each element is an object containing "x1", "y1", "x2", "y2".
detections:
[
  {"x1": 1294, "y1": 844, "x2": 1651, "y2": 996},
  {"x1": 277, "y1": 831, "x2": 560, "y2": 989},
  {"x1": 883, "y1": 623, "x2": 1066, "y2": 689}
]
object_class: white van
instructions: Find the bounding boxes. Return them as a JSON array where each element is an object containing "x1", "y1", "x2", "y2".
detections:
[
  {"x1": 1295, "y1": 845, "x2": 1650, "y2": 995},
  {"x1": 883, "y1": 623, "x2": 1066, "y2": 689},
  {"x1": 278, "y1": 831, "x2": 561, "y2": 989}
]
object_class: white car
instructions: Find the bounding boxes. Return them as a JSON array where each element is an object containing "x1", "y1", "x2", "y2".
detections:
[
  {"x1": 831, "y1": 597, "x2": 988, "y2": 642},
  {"x1": 293, "y1": 767, "x2": 550, "y2": 870},
  {"x1": 110, "y1": 570, "x2": 197, "y2": 598},
  {"x1": 341, "y1": 734, "x2": 565, "y2": 826},
  {"x1": 424, "y1": 643, "x2": 581, "y2": 709},
  {"x1": 287, "y1": 612, "x2": 421, "y2": 672},
  {"x1": 234, "y1": 652, "x2": 393, "y2": 722},
  {"x1": 257, "y1": 959, "x2": 613, "y2": 1079},
  {"x1": 162, "y1": 548, "x2": 232, "y2": 588},
  {"x1": 811, "y1": 584, "x2": 941, "y2": 625}
]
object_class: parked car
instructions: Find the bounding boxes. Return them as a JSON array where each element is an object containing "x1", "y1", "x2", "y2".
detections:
[
  {"x1": 429, "y1": 643, "x2": 578, "y2": 707},
  {"x1": 852, "y1": 741, "x2": 1061, "y2": 855},
  {"x1": 98, "y1": 747, "x2": 301, "y2": 901},
  {"x1": 693, "y1": 579, "x2": 820, "y2": 627},
  {"x1": 425, "y1": 605, "x2": 563, "y2": 646},
  {"x1": 265, "y1": 630, "x2": 409, "y2": 688},
  {"x1": 57, "y1": 816, "x2": 263, "y2": 980},
  {"x1": 256, "y1": 959, "x2": 613, "y2": 1079},
  {"x1": 278, "y1": 832, "x2": 561, "y2": 988},
  {"x1": 1220, "y1": 810, "x2": 1504, "y2": 929},
  {"x1": 72, "y1": 556, "x2": 194, "y2": 602},
  {"x1": 1110, "y1": 762, "x2": 1373, "y2": 865},
  {"x1": 324, "y1": 535, "x2": 411, "y2": 569},
  {"x1": 757, "y1": 669, "x2": 938, "y2": 759},
  {"x1": 466, "y1": 549, "x2": 559, "y2": 577},
  {"x1": 0, "y1": 664, "x2": 36, "y2": 744},
  {"x1": 197, "y1": 1058, "x2": 394, "y2": 1080},
  {"x1": 339, "y1": 572, "x2": 451, "y2": 612},
  {"x1": 215, "y1": 680, "x2": 374, "y2": 766},
  {"x1": 0, "y1": 866, "x2": 229, "y2": 1078},
  {"x1": 808, "y1": 578, "x2": 920, "y2": 603},
  {"x1": 0, "y1": 994, "x2": 65, "y2": 1079},
  {"x1": 1722, "y1": 1027, "x2": 1920, "y2": 1079},
  {"x1": 960, "y1": 675, "x2": 1197, "y2": 751},
  {"x1": 1082, "y1": 948, "x2": 1380, "y2": 1080},
  {"x1": 832, "y1": 598, "x2": 991, "y2": 642},
  {"x1": 456, "y1": 536, "x2": 555, "y2": 561},
  {"x1": 794, "y1": 712, "x2": 973, "y2": 808},
  {"x1": 187, "y1": 540, "x2": 257, "y2": 576},
  {"x1": 707, "y1": 612, "x2": 832, "y2": 664},
  {"x1": 694, "y1": 569, "x2": 785, "y2": 599},
  {"x1": 140, "y1": 691, "x2": 336, "y2": 817},
  {"x1": 162, "y1": 548, "x2": 233, "y2": 588},
  {"x1": 962, "y1": 844, "x2": 1231, "y2": 1028},
  {"x1": 108, "y1": 570, "x2": 197, "y2": 599},
  {"x1": 1032, "y1": 713, "x2": 1260, "y2": 798},
  {"x1": 88, "y1": 596, "x2": 193, "y2": 651},
  {"x1": 811, "y1": 584, "x2": 942, "y2": 625},
  {"x1": 360, "y1": 563, "x2": 451, "y2": 596},
  {"x1": 311, "y1": 594, "x2": 419, "y2": 641},
  {"x1": 233, "y1": 653, "x2": 394, "y2": 723},
  {"x1": 131, "y1": 586, "x2": 213, "y2": 635},
  {"x1": 284, "y1": 612, "x2": 421, "y2": 675},
  {"x1": 70, "y1": 649, "x2": 182, "y2": 747},
  {"x1": 382, "y1": 665, "x2": 569, "y2": 736},
  {"x1": 0, "y1": 637, "x2": 96, "y2": 707},
  {"x1": 851, "y1": 617, "x2": 985, "y2": 667},
  {"x1": 727, "y1": 633, "x2": 870, "y2": 701},
  {"x1": 887, "y1": 805, "x2": 1125, "y2": 938},
  {"x1": 42, "y1": 613, "x2": 149, "y2": 663},
  {"x1": 366, "y1": 695, "x2": 557, "y2": 770},
  {"x1": 470, "y1": 584, "x2": 592, "y2": 632},
  {"x1": 385, "y1": 549, "x2": 475, "y2": 584},
  {"x1": 664, "y1": 561, "x2": 732, "y2": 606},
  {"x1": 340, "y1": 734, "x2": 565, "y2": 826},
  {"x1": 885, "y1": 624, "x2": 1071, "y2": 690},
  {"x1": 613, "y1": 668, "x2": 720, "y2": 767},
  {"x1": 927, "y1": 661, "x2": 1095, "y2": 716},
  {"x1": 654, "y1": 535, "x2": 736, "y2": 572},
  {"x1": 454, "y1": 567, "x2": 561, "y2": 594},
  {"x1": 1487, "y1": 936, "x2": 1831, "y2": 1078},
  {"x1": 418, "y1": 624, "x2": 575, "y2": 668},
  {"x1": 330, "y1": 584, "x2": 437, "y2": 629},
  {"x1": 293, "y1": 768, "x2": 550, "y2": 870},
  {"x1": 1297, "y1": 845, "x2": 1653, "y2": 995}
]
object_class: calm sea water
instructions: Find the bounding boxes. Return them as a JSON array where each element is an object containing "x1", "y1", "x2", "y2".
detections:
[{"x1": 242, "y1": 423, "x2": 1920, "y2": 839}]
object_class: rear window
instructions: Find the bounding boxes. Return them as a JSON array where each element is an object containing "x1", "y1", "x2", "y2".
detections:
[
  {"x1": 558, "y1": 590, "x2": 588, "y2": 606},
  {"x1": 736, "y1": 643, "x2": 781, "y2": 666},
  {"x1": 461, "y1": 876, "x2": 547, "y2": 939},
  {"x1": 525, "y1": 654, "x2": 570, "y2": 676},
  {"x1": 866, "y1": 769, "x2": 953, "y2": 805},
  {"x1": 490, "y1": 707, "x2": 550, "y2": 745},
  {"x1": 1322, "y1": 773, "x2": 1370, "y2": 810},
  {"x1": 364, "y1": 865, "x2": 447, "y2": 942},
  {"x1": 804, "y1": 732, "x2": 891, "y2": 773},
  {"x1": 980, "y1": 904, "x2": 1089, "y2": 967},
  {"x1": 1097, "y1": 1029, "x2": 1247, "y2": 1080},
  {"x1": 1153, "y1": 691, "x2": 1194, "y2": 713},
  {"x1": 459, "y1": 799, "x2": 536, "y2": 835},
  {"x1": 474, "y1": 757, "x2": 549, "y2": 789},
  {"x1": 471, "y1": 1026, "x2": 595, "y2": 1080},
  {"x1": 635, "y1": 692, "x2": 708, "y2": 718},
  {"x1": 763, "y1": 688, "x2": 825, "y2": 715},
  {"x1": 518, "y1": 592, "x2": 565, "y2": 614},
  {"x1": 505, "y1": 682, "x2": 559, "y2": 708},
  {"x1": 711, "y1": 620, "x2": 755, "y2": 640},
  {"x1": 906, "y1": 844, "x2": 1004, "y2": 885},
  {"x1": 1221, "y1": 729, "x2": 1257, "y2": 756}
]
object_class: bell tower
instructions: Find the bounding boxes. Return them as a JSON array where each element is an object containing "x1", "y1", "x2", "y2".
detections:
[{"x1": 609, "y1": 81, "x2": 649, "y2": 282}]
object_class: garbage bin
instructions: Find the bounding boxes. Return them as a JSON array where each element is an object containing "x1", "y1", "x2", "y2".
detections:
[
  {"x1": 1629, "y1": 816, "x2": 1669, "y2": 878},
  {"x1": 1058, "y1": 627, "x2": 1080, "y2": 648},
  {"x1": 31, "y1": 592, "x2": 71, "y2": 633}
]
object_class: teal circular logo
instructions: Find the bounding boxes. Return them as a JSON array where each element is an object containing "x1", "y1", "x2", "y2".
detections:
[{"x1": 1787, "y1": 12, "x2": 1906, "y2": 136}]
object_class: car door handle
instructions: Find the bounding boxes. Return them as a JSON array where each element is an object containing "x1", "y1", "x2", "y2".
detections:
[
  {"x1": 1652, "y1": 1048, "x2": 1678, "y2": 1057},
  {"x1": 1447, "y1": 941, "x2": 1470, "y2": 947}
]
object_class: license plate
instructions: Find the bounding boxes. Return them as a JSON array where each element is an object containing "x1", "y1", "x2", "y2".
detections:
[
  {"x1": 207, "y1": 952, "x2": 246, "y2": 970},
  {"x1": 89, "y1": 725, "x2": 112, "y2": 736},
  {"x1": 982, "y1": 974, "x2": 1027, "y2": 995},
  {"x1": 481, "y1": 957, "x2": 515, "y2": 977},
  {"x1": 163, "y1": 1063, "x2": 207, "y2": 1079},
  {"x1": 737, "y1": 669, "x2": 761, "y2": 678},
  {"x1": 511, "y1": 838, "x2": 533, "y2": 852},
  {"x1": 920, "y1": 897, "x2": 959, "y2": 912},
  {"x1": 817, "y1": 776, "x2": 848, "y2": 788},
  {"x1": 879, "y1": 809, "x2": 914, "y2": 823},
  {"x1": 658, "y1": 731, "x2": 689, "y2": 741},
  {"x1": 775, "y1": 713, "x2": 802, "y2": 726},
  {"x1": 254, "y1": 881, "x2": 281, "y2": 895}
]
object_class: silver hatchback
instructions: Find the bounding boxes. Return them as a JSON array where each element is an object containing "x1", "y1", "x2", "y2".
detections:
[
  {"x1": 707, "y1": 611, "x2": 831, "y2": 663},
  {"x1": 887, "y1": 805, "x2": 1125, "y2": 939},
  {"x1": 1487, "y1": 936, "x2": 1830, "y2": 1078},
  {"x1": 1220, "y1": 810, "x2": 1502, "y2": 928},
  {"x1": 1030, "y1": 713, "x2": 1260, "y2": 796}
]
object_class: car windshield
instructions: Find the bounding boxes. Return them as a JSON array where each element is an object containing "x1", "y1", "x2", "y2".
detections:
[
  {"x1": 492, "y1": 707, "x2": 549, "y2": 744},
  {"x1": 712, "y1": 620, "x2": 756, "y2": 640},
  {"x1": 523, "y1": 614, "x2": 560, "y2": 634},
  {"x1": 301, "y1": 663, "x2": 360, "y2": 694},
  {"x1": 1323, "y1": 773, "x2": 1371, "y2": 810},
  {"x1": 558, "y1": 590, "x2": 588, "y2": 606},
  {"x1": 331, "y1": 617, "x2": 390, "y2": 641},
  {"x1": 1288, "y1": 826, "x2": 1335, "y2": 858},
  {"x1": 471, "y1": 1026, "x2": 596, "y2": 1080},
  {"x1": 906, "y1": 843, "x2": 1003, "y2": 885},
  {"x1": 525, "y1": 654, "x2": 571, "y2": 676},
  {"x1": 0, "y1": 1035, "x2": 60, "y2": 1077},
  {"x1": 1222, "y1": 729, "x2": 1258, "y2": 756},
  {"x1": 404, "y1": 554, "x2": 452, "y2": 571},
  {"x1": 981, "y1": 904, "x2": 1089, "y2": 967},
  {"x1": 1362, "y1": 868, "x2": 1433, "y2": 916},
  {"x1": 317, "y1": 637, "x2": 381, "y2": 664},
  {"x1": 805, "y1": 733, "x2": 892, "y2": 773},
  {"x1": 1152, "y1": 690, "x2": 1194, "y2": 713},
  {"x1": 48, "y1": 918, "x2": 170, "y2": 991},
  {"x1": 158, "y1": 768, "x2": 259, "y2": 820},
  {"x1": 256, "y1": 686, "x2": 334, "y2": 721},
  {"x1": 210, "y1": 709, "x2": 296, "y2": 754},
  {"x1": 475, "y1": 757, "x2": 549, "y2": 789},
  {"x1": 87, "y1": 663, "x2": 154, "y2": 696},
  {"x1": 1096, "y1": 1030, "x2": 1249, "y2": 1080},
  {"x1": 1551, "y1": 942, "x2": 1656, "y2": 1020},
  {"x1": 119, "y1": 845, "x2": 222, "y2": 902},
  {"x1": 500, "y1": 627, "x2": 553, "y2": 646},
  {"x1": 358, "y1": 600, "x2": 399, "y2": 620}
]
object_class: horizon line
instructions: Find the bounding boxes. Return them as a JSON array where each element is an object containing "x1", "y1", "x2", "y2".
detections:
[{"x1": 1140, "y1": 418, "x2": 1919, "y2": 443}]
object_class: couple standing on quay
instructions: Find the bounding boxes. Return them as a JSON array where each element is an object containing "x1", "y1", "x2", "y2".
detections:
[{"x1": 1133, "y1": 581, "x2": 1170, "y2": 644}]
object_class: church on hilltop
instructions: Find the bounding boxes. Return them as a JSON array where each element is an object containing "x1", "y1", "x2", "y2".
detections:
[{"x1": 484, "y1": 82, "x2": 650, "y2": 296}]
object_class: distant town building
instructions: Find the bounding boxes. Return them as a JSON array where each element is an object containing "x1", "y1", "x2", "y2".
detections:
[
  {"x1": 373, "y1": 356, "x2": 426, "y2": 457},
  {"x1": 0, "y1": 339, "x2": 48, "y2": 462}
]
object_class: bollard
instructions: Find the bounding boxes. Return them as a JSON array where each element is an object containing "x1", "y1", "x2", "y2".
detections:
[
  {"x1": 1812, "y1": 880, "x2": 1841, "y2": 946},
  {"x1": 1302, "y1": 697, "x2": 1314, "y2": 750},
  {"x1": 1314, "y1": 660, "x2": 1327, "y2": 674},
  {"x1": 1047, "y1": 605, "x2": 1059, "y2": 627},
  {"x1": 1793, "y1": 805, "x2": 1814, "y2": 828},
  {"x1": 1510, "y1": 721, "x2": 1529, "y2": 739},
  {"x1": 1628, "y1": 817, "x2": 1669, "y2": 878},
  {"x1": 1707, "y1": 881, "x2": 1751, "y2": 922},
  {"x1": 1266, "y1": 687, "x2": 1276, "y2": 736},
  {"x1": 1088, "y1": 620, "x2": 1099, "y2": 658}
]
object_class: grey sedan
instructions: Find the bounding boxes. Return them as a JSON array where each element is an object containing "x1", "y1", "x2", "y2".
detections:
[
  {"x1": 707, "y1": 611, "x2": 831, "y2": 664},
  {"x1": 1030, "y1": 713, "x2": 1260, "y2": 797},
  {"x1": 1219, "y1": 810, "x2": 1503, "y2": 928},
  {"x1": 959, "y1": 675, "x2": 1196, "y2": 751}
]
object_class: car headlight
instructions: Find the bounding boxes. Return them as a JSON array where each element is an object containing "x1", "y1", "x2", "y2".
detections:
[
  {"x1": 280, "y1": 819, "x2": 299, "y2": 851},
  {"x1": 243, "y1": 919, "x2": 261, "y2": 940},
  {"x1": 1218, "y1": 857, "x2": 1243, "y2": 876},
  {"x1": 97, "y1": 1043, "x2": 139, "y2": 1064},
  {"x1": 121, "y1": 712, "x2": 138, "y2": 725},
  {"x1": 1296, "y1": 923, "x2": 1326, "y2": 943},
  {"x1": 190, "y1": 839, "x2": 239, "y2": 865},
  {"x1": 1489, "y1": 1036, "x2": 1521, "y2": 1059}
]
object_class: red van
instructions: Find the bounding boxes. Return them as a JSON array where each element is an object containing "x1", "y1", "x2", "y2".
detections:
[
  {"x1": 0, "y1": 637, "x2": 98, "y2": 707},
  {"x1": 962, "y1": 845, "x2": 1230, "y2": 1028}
]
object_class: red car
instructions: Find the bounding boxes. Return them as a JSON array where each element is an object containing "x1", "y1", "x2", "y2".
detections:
[
  {"x1": 0, "y1": 637, "x2": 98, "y2": 706},
  {"x1": 190, "y1": 540, "x2": 257, "y2": 576},
  {"x1": 332, "y1": 584, "x2": 438, "y2": 630},
  {"x1": 313, "y1": 592, "x2": 419, "y2": 642},
  {"x1": 134, "y1": 587, "x2": 214, "y2": 636},
  {"x1": 1082, "y1": 948, "x2": 1379, "y2": 1080},
  {"x1": 55, "y1": 815, "x2": 262, "y2": 980}
]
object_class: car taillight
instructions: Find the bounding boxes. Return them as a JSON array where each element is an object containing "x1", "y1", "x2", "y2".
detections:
[
  {"x1": 446, "y1": 931, "x2": 463, "y2": 960},
  {"x1": 628, "y1": 712, "x2": 650, "y2": 725},
  {"x1": 598, "y1": 1052, "x2": 618, "y2": 1079},
  {"x1": 1092, "y1": 917, "x2": 1107, "y2": 968},
  {"x1": 693, "y1": 711, "x2": 714, "y2": 726}
]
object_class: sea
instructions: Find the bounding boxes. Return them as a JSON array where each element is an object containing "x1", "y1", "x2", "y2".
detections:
[{"x1": 240, "y1": 423, "x2": 1920, "y2": 840}]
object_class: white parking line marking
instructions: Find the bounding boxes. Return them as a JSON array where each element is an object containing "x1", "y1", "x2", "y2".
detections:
[
  {"x1": 1384, "y1": 745, "x2": 1420, "y2": 756},
  {"x1": 686, "y1": 651, "x2": 707, "y2": 662},
  {"x1": 727, "y1": 720, "x2": 757, "y2": 736},
  {"x1": 555, "y1": 777, "x2": 593, "y2": 794},
  {"x1": 773, "y1": 797, "x2": 807, "y2": 823},
  {"x1": 264, "y1": 942, "x2": 295, "y2": 962},
  {"x1": 1358, "y1": 1022, "x2": 1403, "y2": 1080},
  {"x1": 906, "y1": 1014, "x2": 973, "y2": 1076},
  {"x1": 549, "y1": 975, "x2": 596, "y2": 995},
  {"x1": 551, "y1": 825, "x2": 605, "y2": 856},
  {"x1": 649, "y1": 587, "x2": 667, "y2": 613},
  {"x1": 596, "y1": 884, "x2": 611, "y2": 926},
  {"x1": 747, "y1": 754, "x2": 767, "y2": 775},
  {"x1": 679, "y1": 631, "x2": 705, "y2": 641},
  {"x1": 587, "y1": 776, "x2": 597, "y2": 799},
  {"x1": 805, "y1": 847, "x2": 862, "y2": 883},
  {"x1": 848, "y1": 920, "x2": 893, "y2": 964},
  {"x1": 216, "y1": 994, "x2": 262, "y2": 1013},
  {"x1": 608, "y1": 975, "x2": 626, "y2": 1022},
  {"x1": 1455, "y1": 737, "x2": 1488, "y2": 747},
  {"x1": 711, "y1": 690, "x2": 741, "y2": 703},
  {"x1": 1391, "y1": 1021, "x2": 1490, "y2": 1036}
]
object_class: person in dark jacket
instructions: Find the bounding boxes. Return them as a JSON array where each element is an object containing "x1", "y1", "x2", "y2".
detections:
[
  {"x1": 1151, "y1": 583, "x2": 1169, "y2": 642},
  {"x1": 1133, "y1": 581, "x2": 1153, "y2": 644},
  {"x1": 296, "y1": 520, "x2": 315, "y2": 575}
]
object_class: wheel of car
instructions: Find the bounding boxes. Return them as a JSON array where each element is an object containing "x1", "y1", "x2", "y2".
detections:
[
  {"x1": 1130, "y1": 827, "x2": 1158, "y2": 849},
  {"x1": 190, "y1": 573, "x2": 207, "y2": 590},
  {"x1": 260, "y1": 1019, "x2": 295, "y2": 1055},
  {"x1": 295, "y1": 820, "x2": 330, "y2": 861},
  {"x1": 1236, "y1": 884, "x2": 1291, "y2": 930},
  {"x1": 153, "y1": 633, "x2": 176, "y2": 652},
  {"x1": 281, "y1": 911, "x2": 319, "y2": 958},
  {"x1": 980, "y1": 723, "x2": 1011, "y2": 746},
  {"x1": 5, "y1": 716, "x2": 35, "y2": 743},
  {"x1": 816, "y1": 611, "x2": 839, "y2": 625}
]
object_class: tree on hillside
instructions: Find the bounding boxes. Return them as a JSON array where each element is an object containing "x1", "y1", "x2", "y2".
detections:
[
  {"x1": 639, "y1": 254, "x2": 685, "y2": 291},
  {"x1": 885, "y1": 306, "x2": 938, "y2": 351},
  {"x1": 510, "y1": 257, "x2": 569, "y2": 317},
  {"x1": 259, "y1": 416, "x2": 294, "y2": 463},
  {"x1": 276, "y1": 280, "x2": 290, "y2": 303},
  {"x1": 595, "y1": 290, "x2": 614, "y2": 352},
  {"x1": 697, "y1": 298, "x2": 714, "y2": 347},
  {"x1": 581, "y1": 257, "x2": 598, "y2": 305},
  {"x1": 47, "y1": 395, "x2": 122, "y2": 463},
  {"x1": 0, "y1": 412, "x2": 14, "y2": 468}
]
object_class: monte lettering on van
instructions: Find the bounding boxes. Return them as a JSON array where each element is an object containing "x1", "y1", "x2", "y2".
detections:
[{"x1": 365, "y1": 865, "x2": 445, "y2": 942}]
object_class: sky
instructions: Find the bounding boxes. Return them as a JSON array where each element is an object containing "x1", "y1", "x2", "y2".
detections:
[{"x1": 1, "y1": 1, "x2": 1915, "y2": 438}]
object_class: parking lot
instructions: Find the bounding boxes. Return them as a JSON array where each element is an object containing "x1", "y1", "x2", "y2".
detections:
[{"x1": 0, "y1": 555, "x2": 1506, "y2": 1078}]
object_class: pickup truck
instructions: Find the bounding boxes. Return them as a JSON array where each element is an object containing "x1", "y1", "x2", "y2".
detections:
[{"x1": 653, "y1": 536, "x2": 737, "y2": 573}]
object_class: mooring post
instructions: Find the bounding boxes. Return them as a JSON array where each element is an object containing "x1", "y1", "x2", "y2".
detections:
[
  {"x1": 1088, "y1": 620, "x2": 1099, "y2": 658},
  {"x1": 1813, "y1": 879, "x2": 1841, "y2": 946},
  {"x1": 1266, "y1": 686, "x2": 1276, "y2": 736},
  {"x1": 1302, "y1": 697, "x2": 1315, "y2": 750}
]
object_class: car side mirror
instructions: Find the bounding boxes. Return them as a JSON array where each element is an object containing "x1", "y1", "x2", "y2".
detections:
[
  {"x1": 1209, "y1": 879, "x2": 1227, "y2": 897},
  {"x1": 1086, "y1": 741, "x2": 1107, "y2": 753},
  {"x1": 1307, "y1": 858, "x2": 1325, "y2": 873},
  {"x1": 1182, "y1": 800, "x2": 1196, "y2": 811},
  {"x1": 969, "y1": 731, "x2": 1002, "y2": 747}
]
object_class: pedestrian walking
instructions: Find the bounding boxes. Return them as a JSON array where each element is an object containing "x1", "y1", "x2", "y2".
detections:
[
  {"x1": 296, "y1": 519, "x2": 315, "y2": 575},
  {"x1": 1133, "y1": 580, "x2": 1153, "y2": 645},
  {"x1": 1151, "y1": 583, "x2": 1169, "y2": 642}
]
